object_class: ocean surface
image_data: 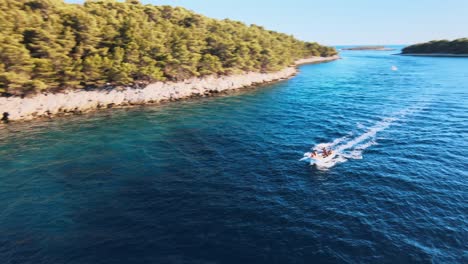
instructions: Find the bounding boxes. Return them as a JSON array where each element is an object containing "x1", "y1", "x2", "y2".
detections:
[{"x1": 1, "y1": 47, "x2": 467, "y2": 263}]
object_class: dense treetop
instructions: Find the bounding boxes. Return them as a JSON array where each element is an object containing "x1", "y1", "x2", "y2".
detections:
[
  {"x1": 0, "y1": 0, "x2": 337, "y2": 95},
  {"x1": 402, "y1": 38, "x2": 468, "y2": 55}
]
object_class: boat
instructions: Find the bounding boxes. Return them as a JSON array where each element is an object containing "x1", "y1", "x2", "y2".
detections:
[{"x1": 301, "y1": 150, "x2": 336, "y2": 163}]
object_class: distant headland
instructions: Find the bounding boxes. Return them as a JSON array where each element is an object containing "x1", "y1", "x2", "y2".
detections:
[
  {"x1": 400, "y1": 38, "x2": 468, "y2": 57},
  {"x1": 341, "y1": 46, "x2": 396, "y2": 51}
]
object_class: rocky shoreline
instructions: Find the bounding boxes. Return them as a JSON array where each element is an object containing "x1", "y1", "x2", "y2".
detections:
[
  {"x1": 398, "y1": 53, "x2": 468, "y2": 57},
  {"x1": 0, "y1": 56, "x2": 339, "y2": 122}
]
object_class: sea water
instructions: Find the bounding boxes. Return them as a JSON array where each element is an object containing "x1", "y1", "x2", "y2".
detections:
[{"x1": 0, "y1": 47, "x2": 467, "y2": 263}]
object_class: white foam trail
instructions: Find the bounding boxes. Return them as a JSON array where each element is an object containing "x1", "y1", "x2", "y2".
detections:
[
  {"x1": 357, "y1": 122, "x2": 366, "y2": 129},
  {"x1": 335, "y1": 117, "x2": 394, "y2": 153},
  {"x1": 313, "y1": 133, "x2": 351, "y2": 151},
  {"x1": 343, "y1": 140, "x2": 377, "y2": 160},
  {"x1": 303, "y1": 106, "x2": 424, "y2": 170},
  {"x1": 307, "y1": 120, "x2": 390, "y2": 170}
]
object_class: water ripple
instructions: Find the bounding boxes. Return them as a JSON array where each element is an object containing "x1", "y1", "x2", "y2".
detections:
[{"x1": 1, "y1": 49, "x2": 467, "y2": 263}]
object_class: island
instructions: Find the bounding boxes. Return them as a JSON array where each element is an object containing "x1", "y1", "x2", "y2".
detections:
[
  {"x1": 0, "y1": 0, "x2": 339, "y2": 121},
  {"x1": 341, "y1": 46, "x2": 396, "y2": 51},
  {"x1": 400, "y1": 38, "x2": 468, "y2": 57}
]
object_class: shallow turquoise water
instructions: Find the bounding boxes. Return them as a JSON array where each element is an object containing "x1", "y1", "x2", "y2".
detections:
[{"x1": 0, "y1": 48, "x2": 467, "y2": 263}]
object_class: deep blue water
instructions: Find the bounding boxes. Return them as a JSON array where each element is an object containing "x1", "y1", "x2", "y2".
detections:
[{"x1": 1, "y1": 48, "x2": 467, "y2": 263}]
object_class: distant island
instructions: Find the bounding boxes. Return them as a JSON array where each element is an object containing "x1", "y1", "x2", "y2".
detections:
[
  {"x1": 400, "y1": 38, "x2": 468, "y2": 57},
  {"x1": 342, "y1": 46, "x2": 396, "y2": 51}
]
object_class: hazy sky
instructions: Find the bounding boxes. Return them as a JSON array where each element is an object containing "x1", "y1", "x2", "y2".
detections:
[{"x1": 67, "y1": 0, "x2": 468, "y2": 45}]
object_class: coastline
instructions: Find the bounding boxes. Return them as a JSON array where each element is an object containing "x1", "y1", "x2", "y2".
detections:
[
  {"x1": 0, "y1": 55, "x2": 340, "y2": 121},
  {"x1": 342, "y1": 48, "x2": 396, "y2": 51},
  {"x1": 397, "y1": 53, "x2": 468, "y2": 57}
]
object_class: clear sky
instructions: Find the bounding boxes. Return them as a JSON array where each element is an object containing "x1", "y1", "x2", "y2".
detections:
[{"x1": 66, "y1": 0, "x2": 468, "y2": 45}]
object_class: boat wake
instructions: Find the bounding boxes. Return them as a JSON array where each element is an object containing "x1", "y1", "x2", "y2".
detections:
[{"x1": 302, "y1": 107, "x2": 424, "y2": 170}]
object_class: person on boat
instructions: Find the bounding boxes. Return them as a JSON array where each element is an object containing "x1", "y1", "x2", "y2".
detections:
[
  {"x1": 322, "y1": 148, "x2": 328, "y2": 157},
  {"x1": 311, "y1": 151, "x2": 318, "y2": 158},
  {"x1": 1, "y1": 112, "x2": 9, "y2": 124}
]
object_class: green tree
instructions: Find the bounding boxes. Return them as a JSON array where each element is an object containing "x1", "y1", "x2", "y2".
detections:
[{"x1": 0, "y1": 0, "x2": 337, "y2": 95}]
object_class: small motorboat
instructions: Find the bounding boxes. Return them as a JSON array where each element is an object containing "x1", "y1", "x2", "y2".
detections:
[{"x1": 301, "y1": 150, "x2": 336, "y2": 163}]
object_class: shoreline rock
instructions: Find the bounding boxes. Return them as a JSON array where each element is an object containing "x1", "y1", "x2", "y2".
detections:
[{"x1": 0, "y1": 56, "x2": 340, "y2": 121}]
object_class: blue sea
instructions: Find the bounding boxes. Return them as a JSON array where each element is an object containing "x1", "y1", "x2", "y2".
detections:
[{"x1": 1, "y1": 47, "x2": 467, "y2": 263}]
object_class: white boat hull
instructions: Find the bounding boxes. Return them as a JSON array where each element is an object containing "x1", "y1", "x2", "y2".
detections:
[{"x1": 301, "y1": 152, "x2": 336, "y2": 164}]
